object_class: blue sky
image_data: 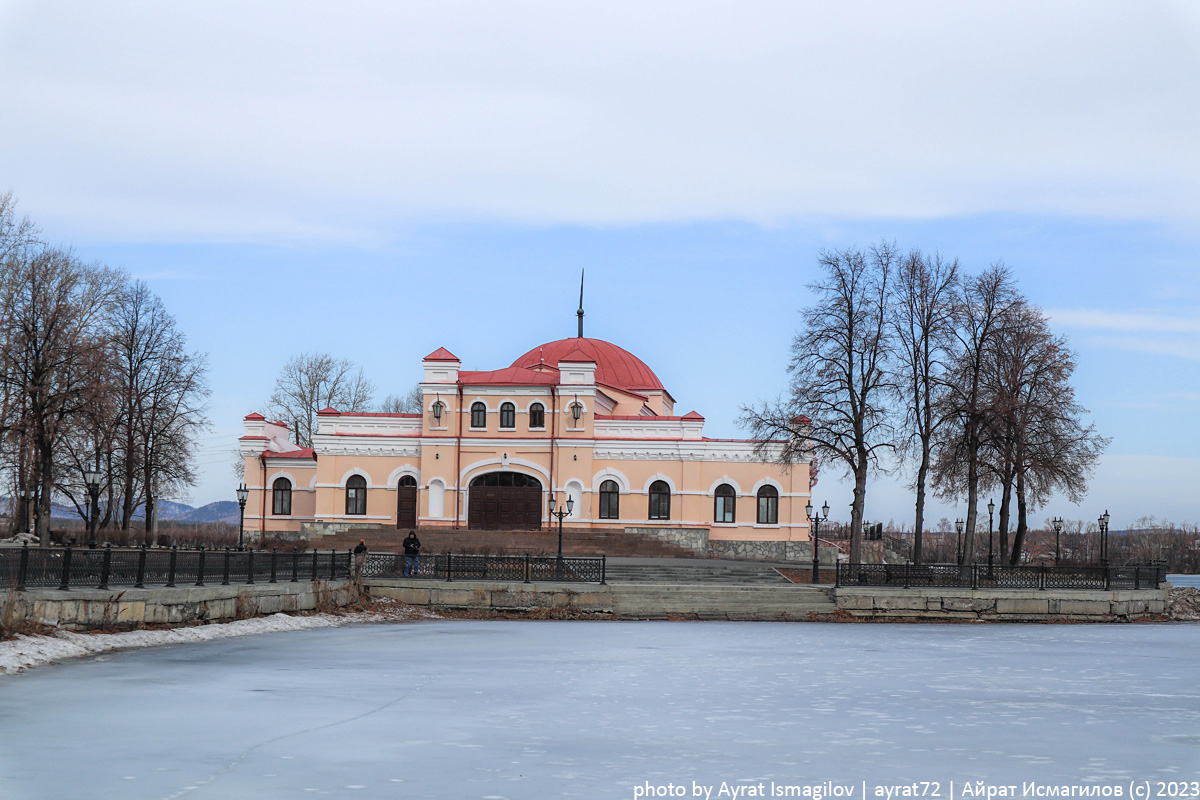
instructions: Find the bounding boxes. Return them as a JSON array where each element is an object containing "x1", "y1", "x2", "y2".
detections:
[{"x1": 1, "y1": 1, "x2": 1197, "y2": 528}]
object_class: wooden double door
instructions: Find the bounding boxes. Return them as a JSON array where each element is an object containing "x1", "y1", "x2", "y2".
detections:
[
  {"x1": 467, "y1": 472, "x2": 543, "y2": 530},
  {"x1": 396, "y1": 475, "x2": 418, "y2": 529}
]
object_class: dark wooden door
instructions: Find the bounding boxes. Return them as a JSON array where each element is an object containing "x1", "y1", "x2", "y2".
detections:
[
  {"x1": 468, "y1": 486, "x2": 542, "y2": 530},
  {"x1": 396, "y1": 477, "x2": 418, "y2": 529}
]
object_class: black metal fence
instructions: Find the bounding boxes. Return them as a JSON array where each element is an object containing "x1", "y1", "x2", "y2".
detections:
[
  {"x1": 0, "y1": 544, "x2": 352, "y2": 591},
  {"x1": 363, "y1": 552, "x2": 606, "y2": 584},
  {"x1": 836, "y1": 562, "x2": 1168, "y2": 590}
]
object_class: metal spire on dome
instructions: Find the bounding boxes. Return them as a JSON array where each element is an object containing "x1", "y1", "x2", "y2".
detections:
[{"x1": 577, "y1": 269, "x2": 585, "y2": 338}]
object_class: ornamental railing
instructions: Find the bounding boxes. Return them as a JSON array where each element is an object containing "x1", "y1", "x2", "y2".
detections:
[
  {"x1": 363, "y1": 552, "x2": 607, "y2": 584},
  {"x1": 836, "y1": 562, "x2": 1168, "y2": 590},
  {"x1": 0, "y1": 544, "x2": 352, "y2": 591}
]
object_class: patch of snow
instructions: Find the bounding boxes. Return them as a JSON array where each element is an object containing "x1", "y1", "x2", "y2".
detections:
[{"x1": 0, "y1": 600, "x2": 438, "y2": 675}]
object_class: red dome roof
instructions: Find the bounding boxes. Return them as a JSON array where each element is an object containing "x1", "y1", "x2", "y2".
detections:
[{"x1": 511, "y1": 337, "x2": 664, "y2": 393}]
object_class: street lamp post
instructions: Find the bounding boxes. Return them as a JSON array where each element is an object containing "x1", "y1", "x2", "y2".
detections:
[
  {"x1": 83, "y1": 466, "x2": 103, "y2": 549},
  {"x1": 805, "y1": 500, "x2": 830, "y2": 583},
  {"x1": 955, "y1": 518, "x2": 964, "y2": 565},
  {"x1": 987, "y1": 498, "x2": 995, "y2": 577},
  {"x1": 548, "y1": 494, "x2": 574, "y2": 579},
  {"x1": 1052, "y1": 517, "x2": 1063, "y2": 566},
  {"x1": 236, "y1": 484, "x2": 249, "y2": 550},
  {"x1": 1098, "y1": 510, "x2": 1110, "y2": 567}
]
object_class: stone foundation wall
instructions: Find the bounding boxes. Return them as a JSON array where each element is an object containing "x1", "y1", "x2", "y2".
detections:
[
  {"x1": 623, "y1": 526, "x2": 708, "y2": 555},
  {"x1": 835, "y1": 586, "x2": 1168, "y2": 621},
  {"x1": 2, "y1": 580, "x2": 358, "y2": 631},
  {"x1": 705, "y1": 539, "x2": 839, "y2": 565},
  {"x1": 300, "y1": 521, "x2": 380, "y2": 539}
]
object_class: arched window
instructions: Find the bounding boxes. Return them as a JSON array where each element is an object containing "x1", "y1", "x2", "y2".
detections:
[
  {"x1": 714, "y1": 483, "x2": 736, "y2": 523},
  {"x1": 272, "y1": 477, "x2": 292, "y2": 516},
  {"x1": 648, "y1": 480, "x2": 671, "y2": 521},
  {"x1": 398, "y1": 475, "x2": 417, "y2": 488},
  {"x1": 757, "y1": 485, "x2": 779, "y2": 525},
  {"x1": 529, "y1": 403, "x2": 545, "y2": 429},
  {"x1": 346, "y1": 475, "x2": 367, "y2": 516},
  {"x1": 599, "y1": 480, "x2": 619, "y2": 519},
  {"x1": 471, "y1": 402, "x2": 486, "y2": 428},
  {"x1": 500, "y1": 402, "x2": 516, "y2": 429}
]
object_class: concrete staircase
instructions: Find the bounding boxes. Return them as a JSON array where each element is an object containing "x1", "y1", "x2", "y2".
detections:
[{"x1": 314, "y1": 526, "x2": 697, "y2": 559}]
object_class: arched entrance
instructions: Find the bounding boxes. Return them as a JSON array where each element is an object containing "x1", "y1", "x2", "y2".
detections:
[
  {"x1": 396, "y1": 475, "x2": 418, "y2": 529},
  {"x1": 467, "y1": 472, "x2": 542, "y2": 530}
]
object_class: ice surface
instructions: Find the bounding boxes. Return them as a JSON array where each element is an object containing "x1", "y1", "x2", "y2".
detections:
[{"x1": 1, "y1": 621, "x2": 1198, "y2": 799}]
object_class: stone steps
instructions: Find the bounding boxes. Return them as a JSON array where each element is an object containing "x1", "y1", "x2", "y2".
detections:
[{"x1": 316, "y1": 527, "x2": 697, "y2": 559}]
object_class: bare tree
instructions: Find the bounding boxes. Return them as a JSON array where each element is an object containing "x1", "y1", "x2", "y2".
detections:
[
  {"x1": 985, "y1": 305, "x2": 1108, "y2": 564},
  {"x1": 0, "y1": 246, "x2": 122, "y2": 543},
  {"x1": 890, "y1": 249, "x2": 959, "y2": 563},
  {"x1": 742, "y1": 243, "x2": 897, "y2": 564},
  {"x1": 267, "y1": 353, "x2": 375, "y2": 447},
  {"x1": 932, "y1": 265, "x2": 1020, "y2": 565},
  {"x1": 378, "y1": 384, "x2": 423, "y2": 414}
]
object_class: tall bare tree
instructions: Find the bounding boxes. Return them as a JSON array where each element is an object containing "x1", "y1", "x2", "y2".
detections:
[
  {"x1": 267, "y1": 353, "x2": 375, "y2": 447},
  {"x1": 0, "y1": 247, "x2": 122, "y2": 542},
  {"x1": 110, "y1": 281, "x2": 210, "y2": 537},
  {"x1": 742, "y1": 243, "x2": 897, "y2": 564},
  {"x1": 932, "y1": 265, "x2": 1020, "y2": 566},
  {"x1": 890, "y1": 249, "x2": 959, "y2": 563},
  {"x1": 984, "y1": 304, "x2": 1108, "y2": 564}
]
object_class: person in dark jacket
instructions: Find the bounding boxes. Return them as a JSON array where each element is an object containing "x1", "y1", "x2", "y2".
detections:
[
  {"x1": 352, "y1": 539, "x2": 368, "y2": 583},
  {"x1": 402, "y1": 531, "x2": 421, "y2": 576}
]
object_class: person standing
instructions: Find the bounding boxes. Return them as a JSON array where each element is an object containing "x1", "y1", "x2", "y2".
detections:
[
  {"x1": 402, "y1": 530, "x2": 421, "y2": 576},
  {"x1": 353, "y1": 538, "x2": 368, "y2": 584}
]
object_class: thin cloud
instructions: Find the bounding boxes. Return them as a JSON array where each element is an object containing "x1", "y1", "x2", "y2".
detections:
[{"x1": 1048, "y1": 309, "x2": 1200, "y2": 334}]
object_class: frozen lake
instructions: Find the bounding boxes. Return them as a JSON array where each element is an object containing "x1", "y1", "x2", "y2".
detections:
[{"x1": 1, "y1": 620, "x2": 1198, "y2": 799}]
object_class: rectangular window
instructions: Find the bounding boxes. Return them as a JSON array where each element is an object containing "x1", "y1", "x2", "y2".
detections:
[{"x1": 273, "y1": 490, "x2": 291, "y2": 516}]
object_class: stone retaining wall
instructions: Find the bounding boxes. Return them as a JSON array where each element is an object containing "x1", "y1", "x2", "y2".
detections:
[
  {"x1": 834, "y1": 586, "x2": 1169, "y2": 621},
  {"x1": 706, "y1": 539, "x2": 839, "y2": 565},
  {"x1": 368, "y1": 579, "x2": 612, "y2": 614},
  {"x1": 2, "y1": 580, "x2": 358, "y2": 631},
  {"x1": 300, "y1": 521, "x2": 380, "y2": 539},
  {"x1": 623, "y1": 526, "x2": 709, "y2": 555}
]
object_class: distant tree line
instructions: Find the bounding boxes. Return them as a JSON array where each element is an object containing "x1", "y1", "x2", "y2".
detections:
[
  {"x1": 743, "y1": 242, "x2": 1108, "y2": 566},
  {"x1": 0, "y1": 193, "x2": 210, "y2": 543}
]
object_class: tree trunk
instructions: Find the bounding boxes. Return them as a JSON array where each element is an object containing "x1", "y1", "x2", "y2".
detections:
[
  {"x1": 912, "y1": 446, "x2": 929, "y2": 564},
  {"x1": 962, "y1": 450, "x2": 979, "y2": 566},
  {"x1": 849, "y1": 465, "x2": 867, "y2": 564},
  {"x1": 998, "y1": 477, "x2": 1012, "y2": 564},
  {"x1": 1011, "y1": 469, "x2": 1029, "y2": 565}
]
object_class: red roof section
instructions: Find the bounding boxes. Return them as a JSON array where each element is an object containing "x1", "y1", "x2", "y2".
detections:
[
  {"x1": 557, "y1": 346, "x2": 595, "y2": 363},
  {"x1": 243, "y1": 412, "x2": 265, "y2": 421},
  {"x1": 595, "y1": 413, "x2": 705, "y2": 421},
  {"x1": 459, "y1": 366, "x2": 560, "y2": 386},
  {"x1": 337, "y1": 412, "x2": 421, "y2": 418},
  {"x1": 424, "y1": 347, "x2": 460, "y2": 362},
  {"x1": 262, "y1": 447, "x2": 316, "y2": 459},
  {"x1": 317, "y1": 407, "x2": 340, "y2": 415},
  {"x1": 511, "y1": 338, "x2": 664, "y2": 392}
]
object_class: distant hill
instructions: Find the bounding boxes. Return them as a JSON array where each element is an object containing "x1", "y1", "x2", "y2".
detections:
[
  {"x1": 1, "y1": 496, "x2": 239, "y2": 524},
  {"x1": 178, "y1": 501, "x2": 240, "y2": 524}
]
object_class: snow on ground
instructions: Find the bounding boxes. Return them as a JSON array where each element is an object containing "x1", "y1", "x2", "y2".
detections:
[{"x1": 0, "y1": 600, "x2": 438, "y2": 675}]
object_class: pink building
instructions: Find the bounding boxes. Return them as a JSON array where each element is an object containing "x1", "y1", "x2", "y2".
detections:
[{"x1": 239, "y1": 336, "x2": 814, "y2": 558}]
